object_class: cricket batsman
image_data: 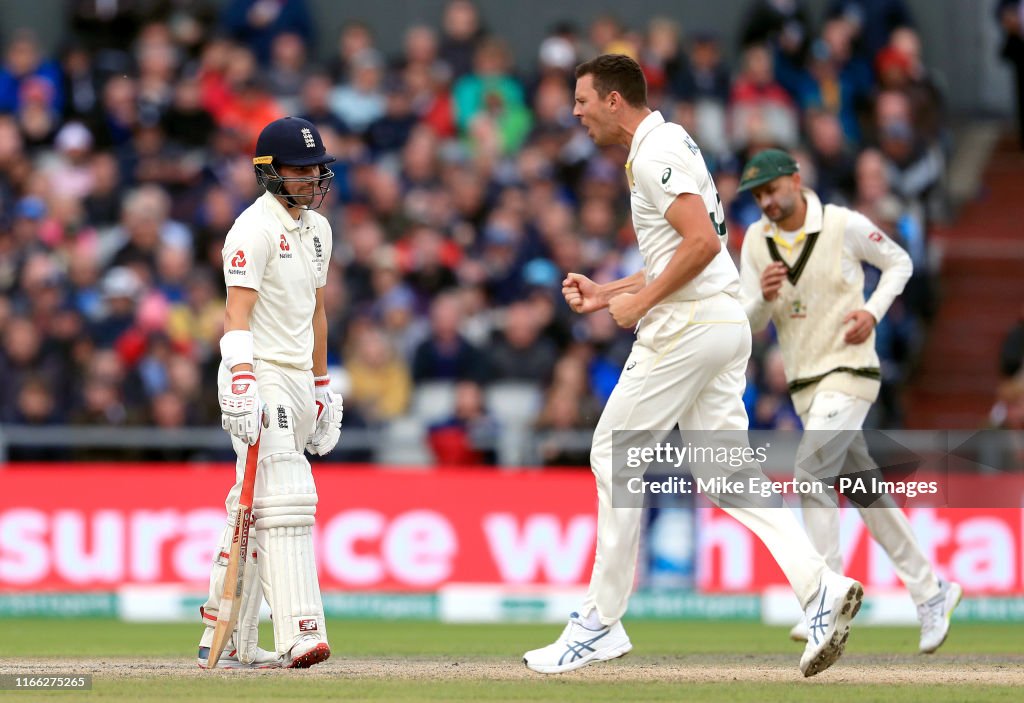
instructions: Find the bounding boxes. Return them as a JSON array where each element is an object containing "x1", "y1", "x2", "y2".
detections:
[{"x1": 197, "y1": 116, "x2": 343, "y2": 669}]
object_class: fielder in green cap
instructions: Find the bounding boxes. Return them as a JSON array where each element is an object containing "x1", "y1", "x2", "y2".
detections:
[
  {"x1": 736, "y1": 147, "x2": 962, "y2": 654},
  {"x1": 737, "y1": 148, "x2": 800, "y2": 193}
]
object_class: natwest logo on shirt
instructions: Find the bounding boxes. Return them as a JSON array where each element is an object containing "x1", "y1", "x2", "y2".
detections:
[
  {"x1": 230, "y1": 250, "x2": 246, "y2": 267},
  {"x1": 279, "y1": 234, "x2": 293, "y2": 259}
]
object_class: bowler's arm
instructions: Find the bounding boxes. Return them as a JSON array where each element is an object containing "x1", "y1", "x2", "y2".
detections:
[{"x1": 629, "y1": 193, "x2": 721, "y2": 312}]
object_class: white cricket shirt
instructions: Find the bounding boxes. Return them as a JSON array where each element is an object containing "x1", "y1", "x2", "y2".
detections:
[
  {"x1": 625, "y1": 111, "x2": 739, "y2": 301},
  {"x1": 222, "y1": 190, "x2": 332, "y2": 370}
]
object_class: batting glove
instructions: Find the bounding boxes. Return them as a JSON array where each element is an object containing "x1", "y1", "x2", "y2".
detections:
[
  {"x1": 306, "y1": 375, "x2": 343, "y2": 455},
  {"x1": 220, "y1": 372, "x2": 264, "y2": 445}
]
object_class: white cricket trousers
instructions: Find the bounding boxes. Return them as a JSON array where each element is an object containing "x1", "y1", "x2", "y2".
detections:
[
  {"x1": 796, "y1": 390, "x2": 940, "y2": 605},
  {"x1": 581, "y1": 292, "x2": 828, "y2": 625}
]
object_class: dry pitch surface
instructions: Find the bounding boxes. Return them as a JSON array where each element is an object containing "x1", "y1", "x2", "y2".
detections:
[
  {"x1": 2, "y1": 654, "x2": 1024, "y2": 685},
  {"x1": 1, "y1": 620, "x2": 1021, "y2": 701}
]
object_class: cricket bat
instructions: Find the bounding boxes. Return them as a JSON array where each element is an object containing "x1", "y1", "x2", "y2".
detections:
[{"x1": 206, "y1": 422, "x2": 262, "y2": 669}]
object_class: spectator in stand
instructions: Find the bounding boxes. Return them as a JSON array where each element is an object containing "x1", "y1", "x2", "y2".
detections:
[
  {"x1": 412, "y1": 290, "x2": 489, "y2": 383},
  {"x1": 0, "y1": 315, "x2": 68, "y2": 421},
  {"x1": 872, "y1": 31, "x2": 943, "y2": 143},
  {"x1": 805, "y1": 109, "x2": 856, "y2": 204},
  {"x1": 59, "y1": 40, "x2": 103, "y2": 124},
  {"x1": 452, "y1": 38, "x2": 532, "y2": 157},
  {"x1": 790, "y1": 19, "x2": 875, "y2": 145},
  {"x1": 672, "y1": 32, "x2": 731, "y2": 159},
  {"x1": 489, "y1": 300, "x2": 559, "y2": 383},
  {"x1": 0, "y1": 29, "x2": 63, "y2": 115},
  {"x1": 109, "y1": 185, "x2": 191, "y2": 277},
  {"x1": 427, "y1": 380, "x2": 498, "y2": 465},
  {"x1": 330, "y1": 49, "x2": 387, "y2": 135},
  {"x1": 134, "y1": 23, "x2": 180, "y2": 127},
  {"x1": 730, "y1": 44, "x2": 800, "y2": 154},
  {"x1": 639, "y1": 17, "x2": 687, "y2": 104},
  {"x1": 162, "y1": 77, "x2": 217, "y2": 152},
  {"x1": 266, "y1": 32, "x2": 308, "y2": 116},
  {"x1": 439, "y1": 0, "x2": 487, "y2": 80},
  {"x1": 366, "y1": 82, "x2": 419, "y2": 157},
  {"x1": 297, "y1": 68, "x2": 350, "y2": 137},
  {"x1": 327, "y1": 20, "x2": 376, "y2": 84},
  {"x1": 219, "y1": 0, "x2": 313, "y2": 66},
  {"x1": 739, "y1": 0, "x2": 813, "y2": 67},
  {"x1": 874, "y1": 90, "x2": 944, "y2": 237},
  {"x1": 344, "y1": 323, "x2": 412, "y2": 423},
  {"x1": 535, "y1": 386, "x2": 594, "y2": 466},
  {"x1": 827, "y1": 0, "x2": 915, "y2": 62}
]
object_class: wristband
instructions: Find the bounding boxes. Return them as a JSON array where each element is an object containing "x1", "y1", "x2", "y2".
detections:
[
  {"x1": 314, "y1": 375, "x2": 330, "y2": 388},
  {"x1": 220, "y1": 330, "x2": 254, "y2": 371}
]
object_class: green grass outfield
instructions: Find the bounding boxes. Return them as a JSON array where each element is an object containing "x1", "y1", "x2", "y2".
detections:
[{"x1": 0, "y1": 619, "x2": 1021, "y2": 702}]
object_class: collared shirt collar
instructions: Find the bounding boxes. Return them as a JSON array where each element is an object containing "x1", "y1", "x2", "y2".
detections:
[
  {"x1": 760, "y1": 188, "x2": 823, "y2": 236},
  {"x1": 261, "y1": 190, "x2": 303, "y2": 232},
  {"x1": 626, "y1": 110, "x2": 664, "y2": 165}
]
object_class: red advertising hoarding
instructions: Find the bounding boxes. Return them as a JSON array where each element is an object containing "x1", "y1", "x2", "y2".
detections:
[
  {"x1": 1, "y1": 465, "x2": 1022, "y2": 594},
  {"x1": 0, "y1": 465, "x2": 598, "y2": 591}
]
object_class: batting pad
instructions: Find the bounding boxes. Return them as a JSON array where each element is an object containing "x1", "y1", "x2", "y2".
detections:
[
  {"x1": 253, "y1": 452, "x2": 327, "y2": 654},
  {"x1": 199, "y1": 521, "x2": 262, "y2": 658}
]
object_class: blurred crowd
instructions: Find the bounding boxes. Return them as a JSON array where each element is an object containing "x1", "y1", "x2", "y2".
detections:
[{"x1": 0, "y1": 0, "x2": 951, "y2": 463}]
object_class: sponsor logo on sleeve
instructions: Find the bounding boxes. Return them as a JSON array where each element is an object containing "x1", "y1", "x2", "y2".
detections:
[
  {"x1": 869, "y1": 231, "x2": 884, "y2": 243},
  {"x1": 228, "y1": 250, "x2": 247, "y2": 275}
]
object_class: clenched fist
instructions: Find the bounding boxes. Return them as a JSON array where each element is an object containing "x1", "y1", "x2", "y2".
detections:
[{"x1": 562, "y1": 273, "x2": 605, "y2": 314}]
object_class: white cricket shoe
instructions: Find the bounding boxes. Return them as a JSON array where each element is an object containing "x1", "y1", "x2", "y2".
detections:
[
  {"x1": 789, "y1": 619, "x2": 808, "y2": 642},
  {"x1": 523, "y1": 612, "x2": 633, "y2": 674},
  {"x1": 918, "y1": 580, "x2": 963, "y2": 654},
  {"x1": 197, "y1": 645, "x2": 281, "y2": 669},
  {"x1": 799, "y1": 572, "x2": 863, "y2": 677},
  {"x1": 285, "y1": 635, "x2": 331, "y2": 669}
]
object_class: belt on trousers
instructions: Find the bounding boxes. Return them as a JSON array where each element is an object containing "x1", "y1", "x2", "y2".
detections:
[{"x1": 788, "y1": 366, "x2": 881, "y2": 394}]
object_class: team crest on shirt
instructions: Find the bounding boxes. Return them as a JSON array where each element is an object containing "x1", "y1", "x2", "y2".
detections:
[
  {"x1": 312, "y1": 235, "x2": 324, "y2": 273},
  {"x1": 789, "y1": 300, "x2": 807, "y2": 319}
]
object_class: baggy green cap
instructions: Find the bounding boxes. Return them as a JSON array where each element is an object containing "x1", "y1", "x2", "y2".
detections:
[{"x1": 737, "y1": 149, "x2": 799, "y2": 192}]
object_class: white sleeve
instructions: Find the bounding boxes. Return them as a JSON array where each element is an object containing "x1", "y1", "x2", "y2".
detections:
[
  {"x1": 222, "y1": 224, "x2": 271, "y2": 291},
  {"x1": 634, "y1": 146, "x2": 701, "y2": 217},
  {"x1": 845, "y1": 211, "x2": 913, "y2": 323},
  {"x1": 739, "y1": 226, "x2": 775, "y2": 332}
]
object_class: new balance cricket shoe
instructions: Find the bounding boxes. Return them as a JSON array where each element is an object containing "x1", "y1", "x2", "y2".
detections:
[
  {"x1": 789, "y1": 618, "x2": 808, "y2": 642},
  {"x1": 197, "y1": 646, "x2": 281, "y2": 669},
  {"x1": 523, "y1": 612, "x2": 633, "y2": 674},
  {"x1": 286, "y1": 635, "x2": 331, "y2": 669},
  {"x1": 918, "y1": 580, "x2": 963, "y2": 654},
  {"x1": 799, "y1": 572, "x2": 863, "y2": 677}
]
